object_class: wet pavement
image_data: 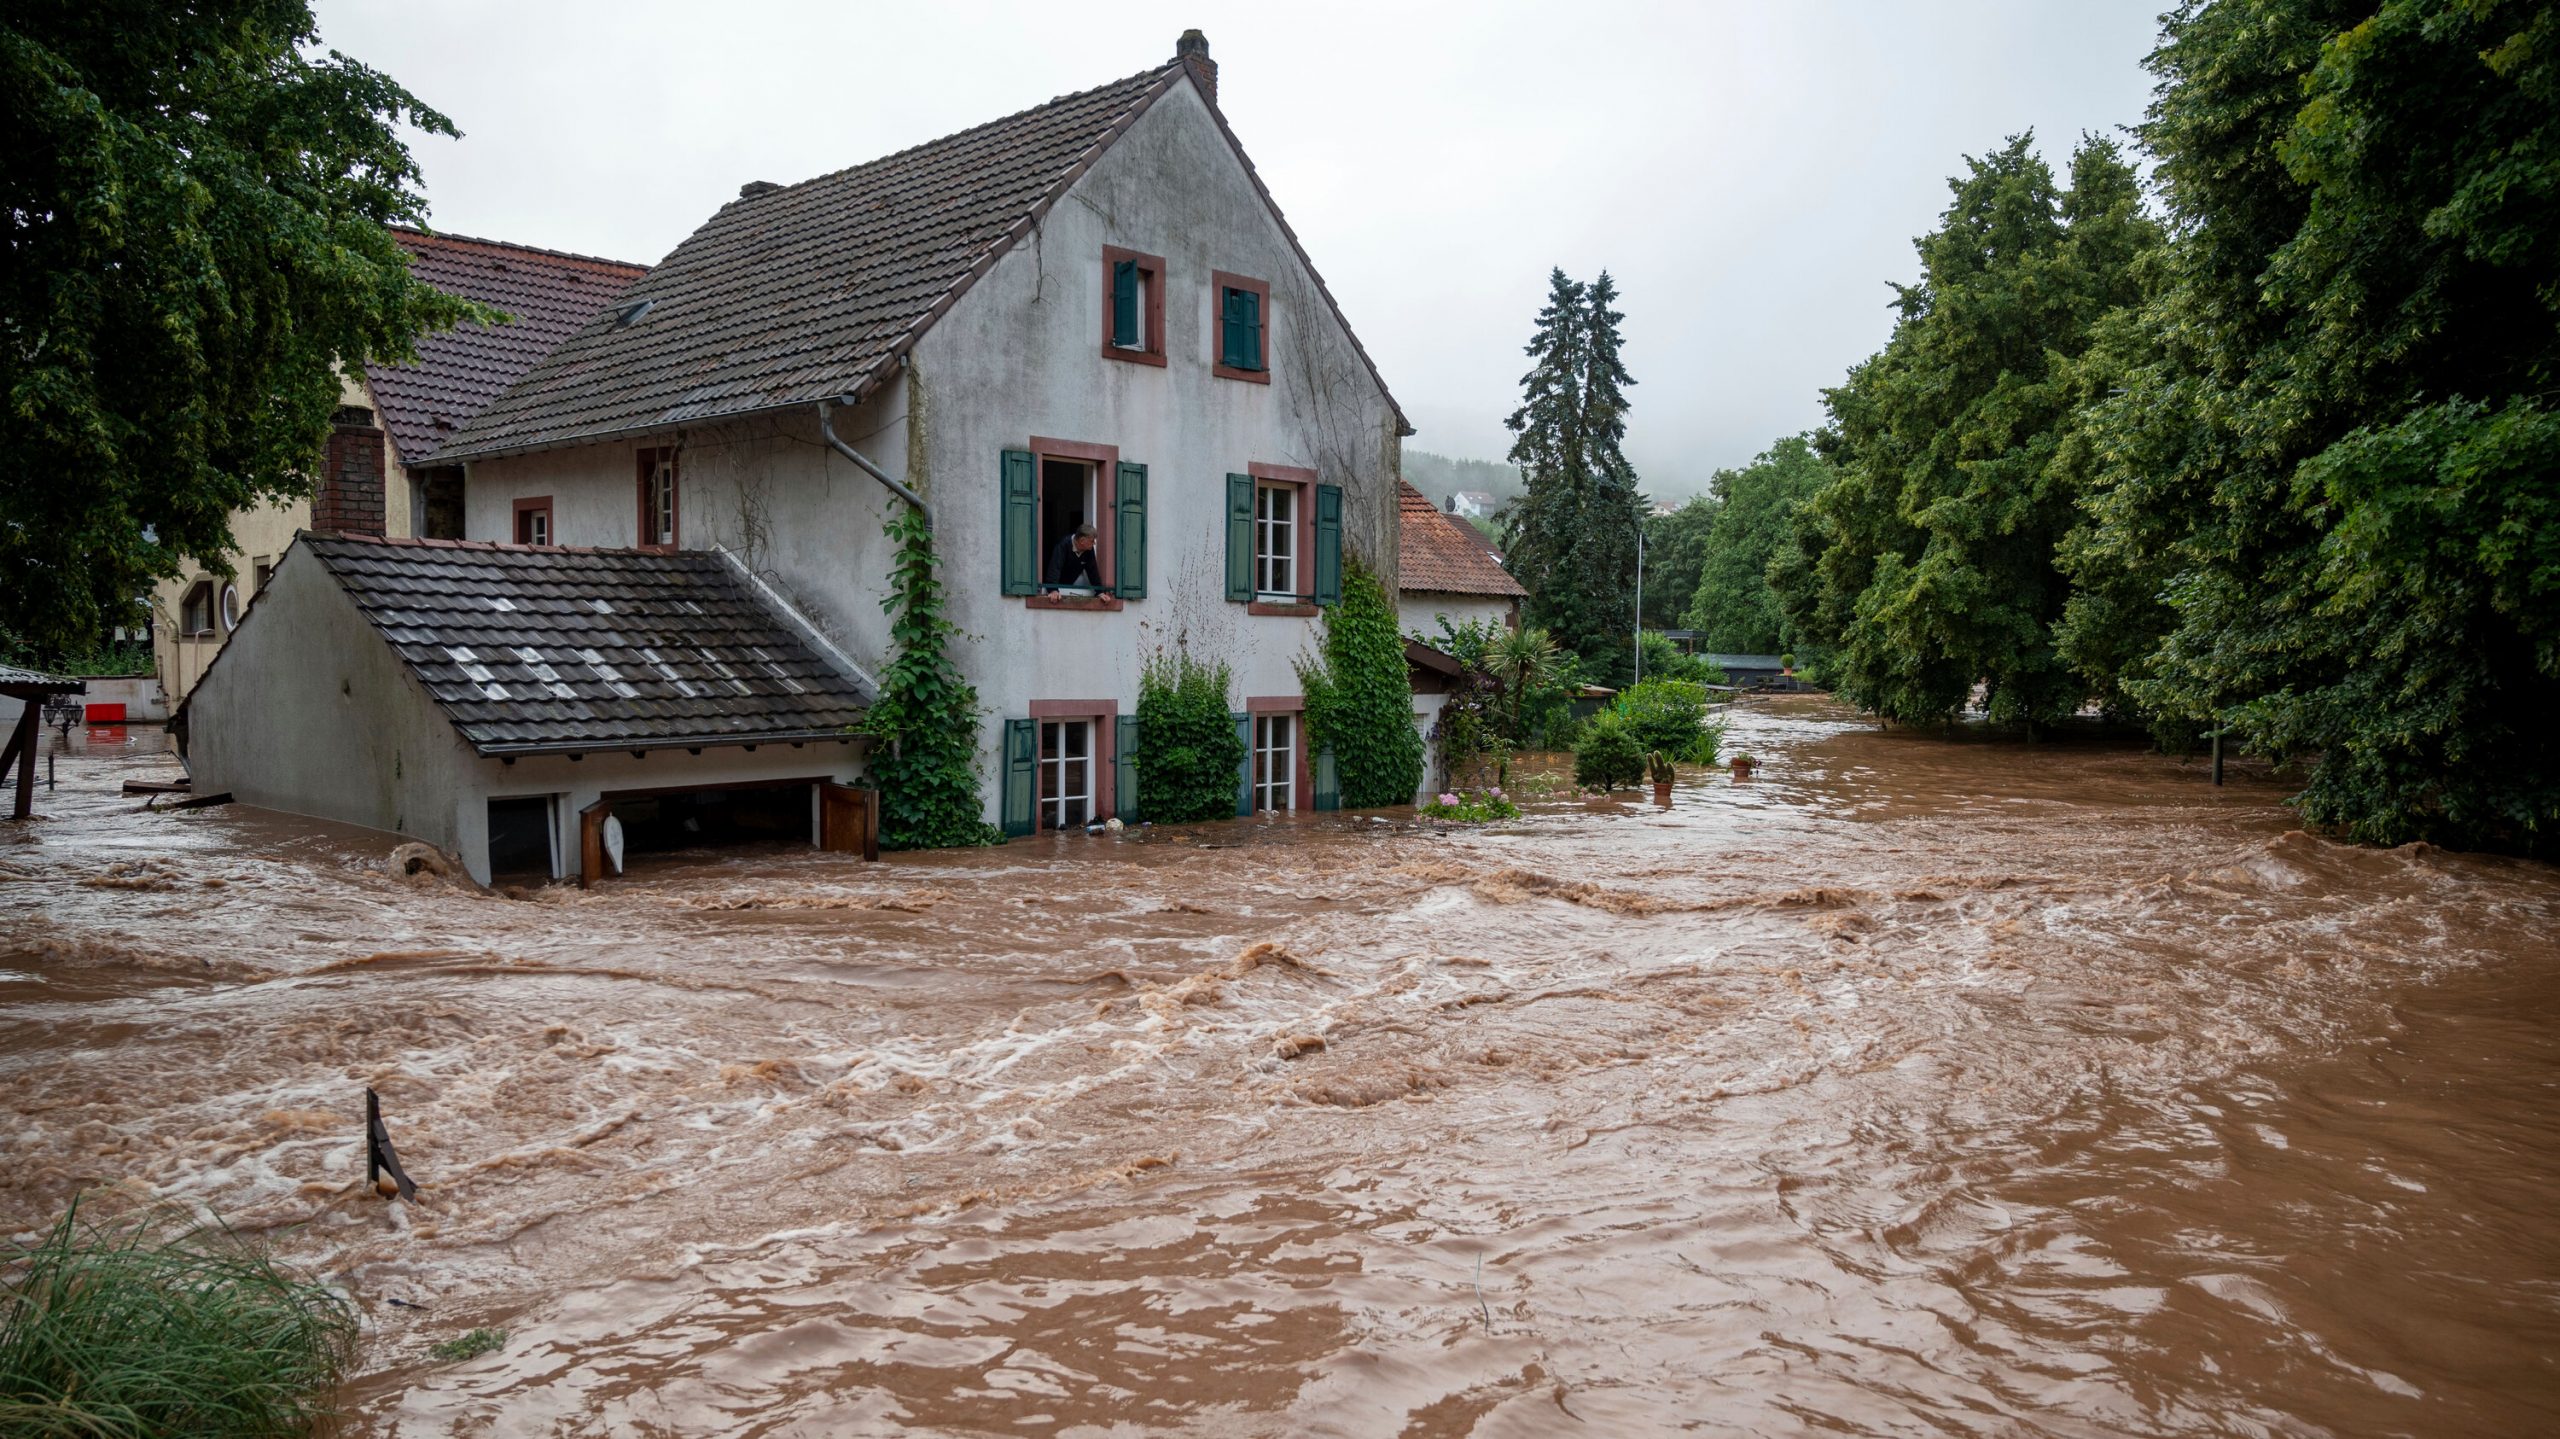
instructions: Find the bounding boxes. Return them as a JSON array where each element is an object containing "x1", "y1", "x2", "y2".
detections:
[{"x1": 3, "y1": 698, "x2": 2556, "y2": 1436}]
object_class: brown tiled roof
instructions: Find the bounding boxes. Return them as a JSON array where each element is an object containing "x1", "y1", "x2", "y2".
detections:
[
  {"x1": 442, "y1": 51, "x2": 1407, "y2": 461},
  {"x1": 287, "y1": 534, "x2": 871, "y2": 755},
  {"x1": 363, "y1": 230, "x2": 648, "y2": 467},
  {"x1": 1398, "y1": 482, "x2": 1525, "y2": 598}
]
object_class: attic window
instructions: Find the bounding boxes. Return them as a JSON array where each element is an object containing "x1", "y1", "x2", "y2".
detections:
[
  {"x1": 612, "y1": 298, "x2": 654, "y2": 328},
  {"x1": 1211, "y1": 271, "x2": 1270, "y2": 383},
  {"x1": 1101, "y1": 246, "x2": 1165, "y2": 367}
]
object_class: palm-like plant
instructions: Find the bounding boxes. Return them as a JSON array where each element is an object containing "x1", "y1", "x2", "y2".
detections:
[{"x1": 1486, "y1": 626, "x2": 1561, "y2": 741}]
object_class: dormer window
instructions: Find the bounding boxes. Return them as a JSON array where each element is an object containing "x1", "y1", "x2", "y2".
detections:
[
  {"x1": 1101, "y1": 246, "x2": 1165, "y2": 367},
  {"x1": 1212, "y1": 271, "x2": 1269, "y2": 382}
]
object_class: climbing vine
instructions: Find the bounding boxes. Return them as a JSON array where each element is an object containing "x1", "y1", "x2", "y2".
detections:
[
  {"x1": 865, "y1": 506, "x2": 1003, "y2": 850},
  {"x1": 1133, "y1": 650, "x2": 1245, "y2": 823},
  {"x1": 1297, "y1": 558, "x2": 1424, "y2": 808}
]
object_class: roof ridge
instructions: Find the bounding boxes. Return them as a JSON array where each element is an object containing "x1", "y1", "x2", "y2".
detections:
[
  {"x1": 720, "y1": 60, "x2": 1181, "y2": 216},
  {"x1": 391, "y1": 225, "x2": 650, "y2": 274},
  {"x1": 304, "y1": 530, "x2": 702, "y2": 560}
]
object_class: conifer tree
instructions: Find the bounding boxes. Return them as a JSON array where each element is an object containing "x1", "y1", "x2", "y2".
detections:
[
  {"x1": 1574, "y1": 272, "x2": 1645, "y2": 684},
  {"x1": 1501, "y1": 269, "x2": 1589, "y2": 646}
]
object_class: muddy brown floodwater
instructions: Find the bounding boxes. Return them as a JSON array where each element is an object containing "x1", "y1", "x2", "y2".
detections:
[{"x1": 4, "y1": 697, "x2": 2558, "y2": 1436}]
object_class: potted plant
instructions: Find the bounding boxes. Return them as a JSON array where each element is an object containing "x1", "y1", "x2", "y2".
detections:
[
  {"x1": 1729, "y1": 752, "x2": 1758, "y2": 779},
  {"x1": 1647, "y1": 750, "x2": 1676, "y2": 806},
  {"x1": 1778, "y1": 653, "x2": 1796, "y2": 677}
]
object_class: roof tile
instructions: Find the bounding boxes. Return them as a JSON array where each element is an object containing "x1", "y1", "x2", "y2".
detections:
[{"x1": 1398, "y1": 482, "x2": 1525, "y2": 599}]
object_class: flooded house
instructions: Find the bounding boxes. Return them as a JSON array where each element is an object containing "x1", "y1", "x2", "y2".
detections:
[
  {"x1": 184, "y1": 32, "x2": 1412, "y2": 876},
  {"x1": 153, "y1": 230, "x2": 649, "y2": 705}
]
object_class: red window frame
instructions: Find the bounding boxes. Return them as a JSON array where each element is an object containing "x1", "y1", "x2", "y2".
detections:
[
  {"x1": 1244, "y1": 461, "x2": 1318, "y2": 616},
  {"x1": 513, "y1": 495, "x2": 555, "y2": 546},
  {"x1": 1211, "y1": 271, "x2": 1271, "y2": 384},
  {"x1": 1025, "y1": 436, "x2": 1121, "y2": 611},
  {"x1": 1244, "y1": 695, "x2": 1311, "y2": 812},
  {"x1": 1028, "y1": 698, "x2": 1119, "y2": 829},
  {"x1": 1101, "y1": 246, "x2": 1167, "y2": 368},
  {"x1": 636, "y1": 447, "x2": 678, "y2": 551}
]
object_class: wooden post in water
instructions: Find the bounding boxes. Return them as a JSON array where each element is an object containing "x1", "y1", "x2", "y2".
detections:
[
  {"x1": 2212, "y1": 730, "x2": 2224, "y2": 787},
  {"x1": 365, "y1": 1087, "x2": 418, "y2": 1203}
]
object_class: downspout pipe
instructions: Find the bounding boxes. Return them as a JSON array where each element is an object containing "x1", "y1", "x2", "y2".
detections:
[{"x1": 817, "y1": 397, "x2": 929, "y2": 531}]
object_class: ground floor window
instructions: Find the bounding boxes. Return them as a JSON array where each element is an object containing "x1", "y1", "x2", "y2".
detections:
[
  {"x1": 1252, "y1": 712, "x2": 1295, "y2": 813},
  {"x1": 1040, "y1": 718, "x2": 1092, "y2": 830},
  {"x1": 487, "y1": 795, "x2": 557, "y2": 878}
]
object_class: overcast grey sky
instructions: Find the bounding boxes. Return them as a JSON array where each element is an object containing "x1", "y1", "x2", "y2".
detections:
[{"x1": 315, "y1": 0, "x2": 2163, "y2": 492}]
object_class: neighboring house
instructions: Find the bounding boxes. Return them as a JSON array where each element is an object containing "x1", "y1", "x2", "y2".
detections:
[
  {"x1": 1447, "y1": 490, "x2": 1497, "y2": 519},
  {"x1": 418, "y1": 32, "x2": 1410, "y2": 841},
  {"x1": 1397, "y1": 481, "x2": 1524, "y2": 639},
  {"x1": 182, "y1": 536, "x2": 874, "y2": 884},
  {"x1": 151, "y1": 229, "x2": 648, "y2": 705}
]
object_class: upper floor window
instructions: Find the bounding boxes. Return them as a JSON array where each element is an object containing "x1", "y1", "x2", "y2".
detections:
[
  {"x1": 1224, "y1": 466, "x2": 1340, "y2": 611},
  {"x1": 178, "y1": 582, "x2": 216, "y2": 637},
  {"x1": 1253, "y1": 482, "x2": 1296, "y2": 601},
  {"x1": 1212, "y1": 271, "x2": 1270, "y2": 382},
  {"x1": 514, "y1": 496, "x2": 554, "y2": 547},
  {"x1": 1101, "y1": 246, "x2": 1166, "y2": 367},
  {"x1": 636, "y1": 448, "x2": 677, "y2": 549},
  {"x1": 1001, "y1": 443, "x2": 1148, "y2": 606}
]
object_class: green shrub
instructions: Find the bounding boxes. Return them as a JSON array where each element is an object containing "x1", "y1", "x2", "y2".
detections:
[
  {"x1": 1299, "y1": 559, "x2": 1425, "y2": 807},
  {"x1": 1134, "y1": 651, "x2": 1246, "y2": 823},
  {"x1": 1637, "y1": 631, "x2": 1727, "y2": 686},
  {"x1": 429, "y1": 1328, "x2": 506, "y2": 1363},
  {"x1": 1613, "y1": 679, "x2": 1721, "y2": 765},
  {"x1": 1419, "y1": 787, "x2": 1520, "y2": 822},
  {"x1": 0, "y1": 1198, "x2": 358, "y2": 1438},
  {"x1": 1573, "y1": 711, "x2": 1647, "y2": 791}
]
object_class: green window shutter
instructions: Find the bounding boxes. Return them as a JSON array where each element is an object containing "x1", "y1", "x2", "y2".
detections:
[
  {"x1": 1234, "y1": 711, "x2": 1253, "y2": 816},
  {"x1": 1112, "y1": 260, "x2": 1139, "y2": 348},
  {"x1": 1225, "y1": 473, "x2": 1255, "y2": 602},
  {"x1": 1313, "y1": 483, "x2": 1343, "y2": 606},
  {"x1": 1001, "y1": 449, "x2": 1037, "y2": 596},
  {"x1": 1314, "y1": 743, "x2": 1340, "y2": 812},
  {"x1": 1223, "y1": 288, "x2": 1265, "y2": 370},
  {"x1": 1115, "y1": 714, "x2": 1140, "y2": 822},
  {"x1": 1241, "y1": 288, "x2": 1264, "y2": 370},
  {"x1": 1115, "y1": 462, "x2": 1148, "y2": 599},
  {"x1": 1001, "y1": 717, "x2": 1037, "y2": 836}
]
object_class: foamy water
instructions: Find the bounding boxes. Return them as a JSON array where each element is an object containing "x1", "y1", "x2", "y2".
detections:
[{"x1": 4, "y1": 700, "x2": 2557, "y2": 1435}]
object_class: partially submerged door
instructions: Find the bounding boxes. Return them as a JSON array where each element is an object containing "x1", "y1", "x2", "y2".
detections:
[
  {"x1": 819, "y1": 782, "x2": 879, "y2": 862},
  {"x1": 579, "y1": 798, "x2": 612, "y2": 889}
]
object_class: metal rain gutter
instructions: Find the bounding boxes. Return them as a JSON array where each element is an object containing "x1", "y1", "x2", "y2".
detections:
[{"x1": 818, "y1": 397, "x2": 929, "y2": 530}]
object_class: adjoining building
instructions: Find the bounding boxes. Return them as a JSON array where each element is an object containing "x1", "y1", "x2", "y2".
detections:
[
  {"x1": 1396, "y1": 481, "x2": 1525, "y2": 639},
  {"x1": 178, "y1": 535, "x2": 873, "y2": 884},
  {"x1": 152, "y1": 231, "x2": 648, "y2": 705}
]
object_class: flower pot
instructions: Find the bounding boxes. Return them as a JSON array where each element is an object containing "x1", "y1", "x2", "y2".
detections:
[
  {"x1": 1730, "y1": 758, "x2": 1757, "y2": 780},
  {"x1": 1652, "y1": 780, "x2": 1674, "y2": 806}
]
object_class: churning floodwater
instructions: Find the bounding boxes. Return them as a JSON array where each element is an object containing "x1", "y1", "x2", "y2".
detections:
[{"x1": 4, "y1": 697, "x2": 2557, "y2": 1437}]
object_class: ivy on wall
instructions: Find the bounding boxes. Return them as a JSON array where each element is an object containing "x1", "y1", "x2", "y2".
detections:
[
  {"x1": 865, "y1": 506, "x2": 1004, "y2": 850},
  {"x1": 1133, "y1": 650, "x2": 1246, "y2": 824},
  {"x1": 1298, "y1": 558, "x2": 1424, "y2": 808}
]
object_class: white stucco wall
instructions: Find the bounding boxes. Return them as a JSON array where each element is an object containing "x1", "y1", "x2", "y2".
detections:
[
  {"x1": 183, "y1": 544, "x2": 477, "y2": 851},
  {"x1": 462, "y1": 80, "x2": 1406, "y2": 827},
  {"x1": 1399, "y1": 592, "x2": 1517, "y2": 644}
]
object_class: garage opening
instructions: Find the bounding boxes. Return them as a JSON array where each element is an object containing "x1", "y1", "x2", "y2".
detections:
[
  {"x1": 610, "y1": 784, "x2": 813, "y2": 858},
  {"x1": 486, "y1": 795, "x2": 557, "y2": 879}
]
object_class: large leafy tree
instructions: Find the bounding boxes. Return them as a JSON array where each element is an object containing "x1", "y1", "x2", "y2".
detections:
[
  {"x1": 2062, "y1": 0, "x2": 2560, "y2": 850},
  {"x1": 1776, "y1": 134, "x2": 2160, "y2": 728},
  {"x1": 1683, "y1": 433, "x2": 1835, "y2": 652},
  {"x1": 2, "y1": 1, "x2": 479, "y2": 653},
  {"x1": 1504, "y1": 269, "x2": 1645, "y2": 685},
  {"x1": 1640, "y1": 496, "x2": 1718, "y2": 630}
]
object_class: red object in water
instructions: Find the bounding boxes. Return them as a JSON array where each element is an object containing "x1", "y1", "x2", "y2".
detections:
[{"x1": 84, "y1": 702, "x2": 125, "y2": 723}]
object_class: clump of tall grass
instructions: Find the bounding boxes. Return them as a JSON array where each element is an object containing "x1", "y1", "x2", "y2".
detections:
[{"x1": 0, "y1": 1197, "x2": 357, "y2": 1437}]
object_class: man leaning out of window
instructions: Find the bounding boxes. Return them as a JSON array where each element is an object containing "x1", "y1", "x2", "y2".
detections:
[{"x1": 1046, "y1": 523, "x2": 1104, "y2": 592}]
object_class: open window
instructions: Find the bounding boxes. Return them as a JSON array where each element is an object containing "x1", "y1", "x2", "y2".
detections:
[
  {"x1": 1212, "y1": 271, "x2": 1270, "y2": 382},
  {"x1": 1002, "y1": 442, "x2": 1145, "y2": 605},
  {"x1": 636, "y1": 447, "x2": 677, "y2": 549},
  {"x1": 1102, "y1": 246, "x2": 1166, "y2": 366},
  {"x1": 514, "y1": 496, "x2": 554, "y2": 546}
]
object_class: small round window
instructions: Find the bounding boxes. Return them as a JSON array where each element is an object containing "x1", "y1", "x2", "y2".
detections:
[{"x1": 220, "y1": 584, "x2": 241, "y2": 630}]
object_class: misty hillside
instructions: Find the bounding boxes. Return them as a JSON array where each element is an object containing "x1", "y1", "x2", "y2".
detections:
[{"x1": 1401, "y1": 450, "x2": 1522, "y2": 509}]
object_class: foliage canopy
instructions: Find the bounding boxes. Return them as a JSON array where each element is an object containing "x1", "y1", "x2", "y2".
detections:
[{"x1": 1, "y1": 1, "x2": 483, "y2": 653}]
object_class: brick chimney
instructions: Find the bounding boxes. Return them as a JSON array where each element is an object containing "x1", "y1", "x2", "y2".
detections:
[
  {"x1": 1176, "y1": 30, "x2": 1216, "y2": 108},
  {"x1": 314, "y1": 404, "x2": 387, "y2": 538}
]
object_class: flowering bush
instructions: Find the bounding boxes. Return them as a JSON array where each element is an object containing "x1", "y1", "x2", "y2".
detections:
[{"x1": 1418, "y1": 787, "x2": 1521, "y2": 822}]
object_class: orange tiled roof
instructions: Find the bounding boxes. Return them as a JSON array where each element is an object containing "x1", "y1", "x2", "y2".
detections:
[{"x1": 1398, "y1": 481, "x2": 1524, "y2": 598}]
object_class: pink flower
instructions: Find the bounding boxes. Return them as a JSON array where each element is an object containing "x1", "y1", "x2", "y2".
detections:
[{"x1": 1438, "y1": 793, "x2": 1459, "y2": 806}]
